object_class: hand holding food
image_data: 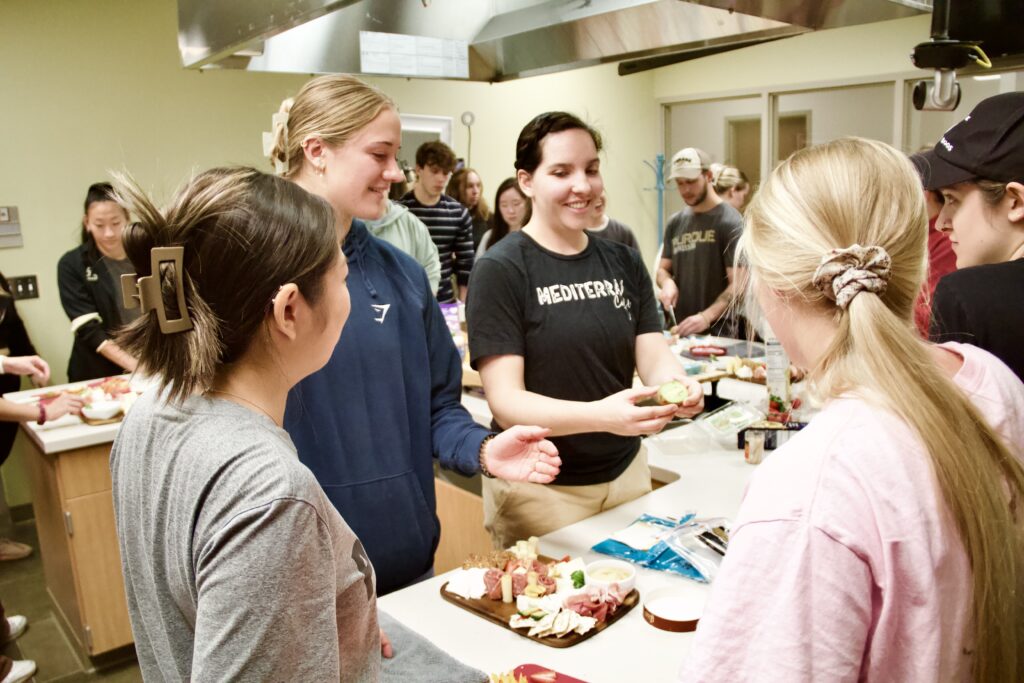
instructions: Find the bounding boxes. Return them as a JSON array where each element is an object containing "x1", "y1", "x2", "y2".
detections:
[
  {"x1": 594, "y1": 386, "x2": 678, "y2": 436},
  {"x1": 657, "y1": 381, "x2": 688, "y2": 405},
  {"x1": 484, "y1": 426, "x2": 562, "y2": 484},
  {"x1": 657, "y1": 377, "x2": 704, "y2": 419},
  {"x1": 2, "y1": 355, "x2": 50, "y2": 387},
  {"x1": 657, "y1": 279, "x2": 679, "y2": 310},
  {"x1": 673, "y1": 312, "x2": 710, "y2": 337},
  {"x1": 45, "y1": 392, "x2": 85, "y2": 421}
]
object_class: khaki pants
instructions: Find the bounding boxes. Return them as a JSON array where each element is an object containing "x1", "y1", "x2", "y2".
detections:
[{"x1": 482, "y1": 445, "x2": 652, "y2": 549}]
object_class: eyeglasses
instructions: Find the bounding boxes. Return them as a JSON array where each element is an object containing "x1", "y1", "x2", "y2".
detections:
[{"x1": 500, "y1": 200, "x2": 525, "y2": 210}]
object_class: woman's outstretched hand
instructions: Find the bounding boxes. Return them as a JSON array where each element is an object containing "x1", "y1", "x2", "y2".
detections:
[{"x1": 483, "y1": 426, "x2": 561, "y2": 484}]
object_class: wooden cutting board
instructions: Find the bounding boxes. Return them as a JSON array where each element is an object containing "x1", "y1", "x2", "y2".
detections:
[{"x1": 440, "y1": 577, "x2": 639, "y2": 649}]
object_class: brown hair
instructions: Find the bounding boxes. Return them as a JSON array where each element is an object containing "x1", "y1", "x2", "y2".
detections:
[
  {"x1": 742, "y1": 137, "x2": 1024, "y2": 682},
  {"x1": 269, "y1": 74, "x2": 395, "y2": 178},
  {"x1": 449, "y1": 167, "x2": 491, "y2": 221},
  {"x1": 112, "y1": 167, "x2": 338, "y2": 402},
  {"x1": 415, "y1": 141, "x2": 457, "y2": 173}
]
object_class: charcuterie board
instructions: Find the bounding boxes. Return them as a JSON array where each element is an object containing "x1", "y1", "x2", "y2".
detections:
[{"x1": 440, "y1": 554, "x2": 639, "y2": 649}]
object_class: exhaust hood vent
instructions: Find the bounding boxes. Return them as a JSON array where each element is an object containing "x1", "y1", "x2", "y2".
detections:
[{"x1": 178, "y1": 0, "x2": 928, "y2": 81}]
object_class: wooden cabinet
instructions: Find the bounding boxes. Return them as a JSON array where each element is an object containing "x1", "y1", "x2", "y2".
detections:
[{"x1": 23, "y1": 438, "x2": 133, "y2": 656}]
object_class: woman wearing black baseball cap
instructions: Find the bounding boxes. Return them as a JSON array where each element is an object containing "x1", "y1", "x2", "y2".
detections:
[{"x1": 920, "y1": 91, "x2": 1024, "y2": 381}]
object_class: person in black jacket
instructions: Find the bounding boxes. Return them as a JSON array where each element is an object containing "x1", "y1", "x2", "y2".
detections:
[
  {"x1": 57, "y1": 183, "x2": 138, "y2": 381},
  {"x1": 920, "y1": 93, "x2": 1024, "y2": 381},
  {"x1": 0, "y1": 274, "x2": 84, "y2": 562}
]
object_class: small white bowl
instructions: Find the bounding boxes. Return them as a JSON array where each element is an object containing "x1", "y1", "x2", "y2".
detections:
[
  {"x1": 82, "y1": 401, "x2": 122, "y2": 421},
  {"x1": 584, "y1": 559, "x2": 636, "y2": 595},
  {"x1": 642, "y1": 584, "x2": 707, "y2": 632}
]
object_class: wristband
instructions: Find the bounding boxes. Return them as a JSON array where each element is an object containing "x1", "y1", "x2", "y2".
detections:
[
  {"x1": 37, "y1": 402, "x2": 46, "y2": 426},
  {"x1": 0, "y1": 355, "x2": 6, "y2": 374},
  {"x1": 478, "y1": 433, "x2": 497, "y2": 478}
]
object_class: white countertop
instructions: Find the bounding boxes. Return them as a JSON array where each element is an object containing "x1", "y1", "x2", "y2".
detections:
[
  {"x1": 380, "y1": 379, "x2": 767, "y2": 683},
  {"x1": 2, "y1": 375, "x2": 140, "y2": 455}
]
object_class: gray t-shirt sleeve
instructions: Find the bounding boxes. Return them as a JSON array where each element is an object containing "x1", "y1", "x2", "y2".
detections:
[
  {"x1": 661, "y1": 214, "x2": 682, "y2": 261},
  {"x1": 192, "y1": 497, "x2": 345, "y2": 682},
  {"x1": 719, "y1": 206, "x2": 744, "y2": 269}
]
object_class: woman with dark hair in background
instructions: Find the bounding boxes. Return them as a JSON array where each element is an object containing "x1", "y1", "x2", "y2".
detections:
[
  {"x1": 110, "y1": 167, "x2": 382, "y2": 681},
  {"x1": 476, "y1": 177, "x2": 530, "y2": 258},
  {"x1": 450, "y1": 167, "x2": 491, "y2": 249},
  {"x1": 56, "y1": 183, "x2": 138, "y2": 381},
  {"x1": 468, "y1": 112, "x2": 703, "y2": 548}
]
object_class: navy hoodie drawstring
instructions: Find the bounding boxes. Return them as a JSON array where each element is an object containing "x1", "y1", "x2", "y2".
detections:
[{"x1": 345, "y1": 221, "x2": 379, "y2": 300}]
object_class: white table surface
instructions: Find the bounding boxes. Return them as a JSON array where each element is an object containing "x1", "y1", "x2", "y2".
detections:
[
  {"x1": 380, "y1": 379, "x2": 767, "y2": 683},
  {"x1": 2, "y1": 374, "x2": 144, "y2": 454}
]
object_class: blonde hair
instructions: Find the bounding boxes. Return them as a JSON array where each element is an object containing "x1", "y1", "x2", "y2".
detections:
[
  {"x1": 711, "y1": 164, "x2": 749, "y2": 195},
  {"x1": 742, "y1": 137, "x2": 1024, "y2": 682},
  {"x1": 269, "y1": 74, "x2": 395, "y2": 178}
]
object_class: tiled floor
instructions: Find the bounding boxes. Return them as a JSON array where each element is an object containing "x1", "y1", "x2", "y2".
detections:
[{"x1": 0, "y1": 520, "x2": 141, "y2": 683}]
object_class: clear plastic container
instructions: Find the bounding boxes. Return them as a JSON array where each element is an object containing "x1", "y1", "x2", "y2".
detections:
[{"x1": 697, "y1": 401, "x2": 765, "y2": 446}]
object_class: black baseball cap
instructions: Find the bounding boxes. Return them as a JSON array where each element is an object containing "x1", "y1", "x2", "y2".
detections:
[{"x1": 919, "y1": 92, "x2": 1024, "y2": 190}]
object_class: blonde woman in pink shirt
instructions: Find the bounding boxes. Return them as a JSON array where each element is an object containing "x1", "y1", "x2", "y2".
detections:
[{"x1": 680, "y1": 137, "x2": 1024, "y2": 682}]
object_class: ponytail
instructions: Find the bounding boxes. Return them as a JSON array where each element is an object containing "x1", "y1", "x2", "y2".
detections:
[
  {"x1": 742, "y1": 137, "x2": 1024, "y2": 682},
  {"x1": 111, "y1": 167, "x2": 338, "y2": 403}
]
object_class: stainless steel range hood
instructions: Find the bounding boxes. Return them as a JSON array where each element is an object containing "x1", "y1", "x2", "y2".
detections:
[{"x1": 178, "y1": 0, "x2": 929, "y2": 81}]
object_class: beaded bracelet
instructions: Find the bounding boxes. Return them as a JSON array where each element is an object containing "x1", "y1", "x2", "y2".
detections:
[{"x1": 478, "y1": 433, "x2": 497, "y2": 478}]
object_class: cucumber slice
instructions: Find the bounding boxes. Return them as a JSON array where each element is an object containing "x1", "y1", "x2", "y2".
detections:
[{"x1": 657, "y1": 380, "x2": 689, "y2": 405}]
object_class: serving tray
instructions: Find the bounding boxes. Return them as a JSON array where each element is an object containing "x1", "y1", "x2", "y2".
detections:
[
  {"x1": 440, "y1": 572, "x2": 638, "y2": 649},
  {"x1": 513, "y1": 663, "x2": 590, "y2": 682}
]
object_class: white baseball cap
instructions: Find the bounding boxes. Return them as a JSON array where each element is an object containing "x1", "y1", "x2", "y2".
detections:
[{"x1": 668, "y1": 147, "x2": 711, "y2": 180}]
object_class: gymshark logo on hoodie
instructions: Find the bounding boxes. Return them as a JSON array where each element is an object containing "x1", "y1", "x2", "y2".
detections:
[{"x1": 371, "y1": 303, "x2": 391, "y2": 323}]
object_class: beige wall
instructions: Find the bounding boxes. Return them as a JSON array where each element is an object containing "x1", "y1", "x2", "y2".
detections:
[
  {"x1": 0, "y1": 0, "x2": 659, "y2": 506},
  {"x1": 653, "y1": 15, "x2": 932, "y2": 100}
]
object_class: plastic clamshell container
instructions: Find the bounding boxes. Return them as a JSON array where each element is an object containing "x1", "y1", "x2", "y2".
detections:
[{"x1": 697, "y1": 401, "x2": 765, "y2": 445}]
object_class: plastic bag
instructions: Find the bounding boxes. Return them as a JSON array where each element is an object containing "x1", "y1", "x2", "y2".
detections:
[
  {"x1": 662, "y1": 517, "x2": 731, "y2": 582},
  {"x1": 591, "y1": 513, "x2": 704, "y2": 582}
]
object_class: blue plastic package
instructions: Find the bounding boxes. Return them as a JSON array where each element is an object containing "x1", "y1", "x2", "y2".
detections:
[{"x1": 590, "y1": 513, "x2": 709, "y2": 583}]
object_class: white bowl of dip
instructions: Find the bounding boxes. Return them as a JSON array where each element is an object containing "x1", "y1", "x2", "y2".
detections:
[{"x1": 584, "y1": 559, "x2": 636, "y2": 595}]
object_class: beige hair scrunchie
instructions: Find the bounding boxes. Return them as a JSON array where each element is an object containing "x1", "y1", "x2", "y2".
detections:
[{"x1": 812, "y1": 244, "x2": 892, "y2": 310}]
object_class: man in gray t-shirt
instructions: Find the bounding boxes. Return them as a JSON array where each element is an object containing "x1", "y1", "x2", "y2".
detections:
[{"x1": 656, "y1": 147, "x2": 744, "y2": 336}]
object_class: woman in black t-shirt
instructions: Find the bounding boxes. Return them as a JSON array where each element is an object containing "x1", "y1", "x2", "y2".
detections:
[
  {"x1": 56, "y1": 183, "x2": 139, "y2": 381},
  {"x1": 467, "y1": 112, "x2": 704, "y2": 548}
]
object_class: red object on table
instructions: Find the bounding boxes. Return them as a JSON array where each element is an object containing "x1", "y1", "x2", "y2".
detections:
[
  {"x1": 513, "y1": 663, "x2": 590, "y2": 683},
  {"x1": 689, "y1": 345, "x2": 727, "y2": 357}
]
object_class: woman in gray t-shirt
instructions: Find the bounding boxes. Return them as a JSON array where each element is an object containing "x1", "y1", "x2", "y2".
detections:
[{"x1": 109, "y1": 168, "x2": 381, "y2": 681}]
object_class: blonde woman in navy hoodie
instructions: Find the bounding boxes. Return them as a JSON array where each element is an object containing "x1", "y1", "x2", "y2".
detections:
[{"x1": 268, "y1": 75, "x2": 561, "y2": 596}]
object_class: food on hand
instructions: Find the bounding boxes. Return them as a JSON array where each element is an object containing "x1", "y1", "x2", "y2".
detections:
[{"x1": 656, "y1": 381, "x2": 689, "y2": 405}]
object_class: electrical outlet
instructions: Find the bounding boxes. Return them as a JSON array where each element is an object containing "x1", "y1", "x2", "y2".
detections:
[{"x1": 8, "y1": 275, "x2": 38, "y2": 300}]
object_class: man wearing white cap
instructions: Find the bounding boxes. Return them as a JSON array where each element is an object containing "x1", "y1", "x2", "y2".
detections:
[{"x1": 656, "y1": 147, "x2": 743, "y2": 336}]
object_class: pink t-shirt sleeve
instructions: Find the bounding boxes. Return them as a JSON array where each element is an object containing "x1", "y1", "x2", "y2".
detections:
[{"x1": 679, "y1": 519, "x2": 872, "y2": 683}]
